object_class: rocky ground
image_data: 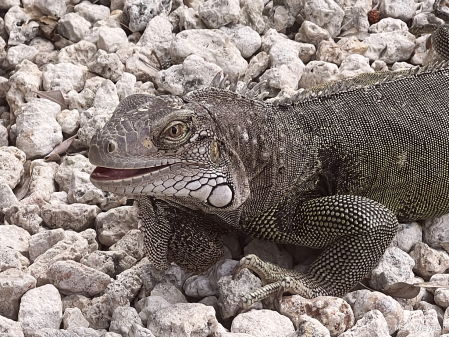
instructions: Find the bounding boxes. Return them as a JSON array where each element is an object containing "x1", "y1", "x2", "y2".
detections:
[{"x1": 1, "y1": 0, "x2": 449, "y2": 335}]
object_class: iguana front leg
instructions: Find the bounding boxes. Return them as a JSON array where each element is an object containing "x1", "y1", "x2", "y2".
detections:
[
  {"x1": 234, "y1": 195, "x2": 398, "y2": 309},
  {"x1": 137, "y1": 196, "x2": 229, "y2": 273}
]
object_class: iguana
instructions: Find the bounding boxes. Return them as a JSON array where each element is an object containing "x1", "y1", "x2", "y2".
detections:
[{"x1": 88, "y1": 7, "x2": 449, "y2": 309}]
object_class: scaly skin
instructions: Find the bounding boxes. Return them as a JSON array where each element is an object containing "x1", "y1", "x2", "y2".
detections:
[{"x1": 89, "y1": 64, "x2": 449, "y2": 311}]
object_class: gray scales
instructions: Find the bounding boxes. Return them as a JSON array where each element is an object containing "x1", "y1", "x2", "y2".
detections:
[{"x1": 88, "y1": 15, "x2": 449, "y2": 311}]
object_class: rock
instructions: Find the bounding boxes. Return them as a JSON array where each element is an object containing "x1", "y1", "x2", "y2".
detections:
[
  {"x1": 147, "y1": 303, "x2": 221, "y2": 337},
  {"x1": 155, "y1": 54, "x2": 222, "y2": 96},
  {"x1": 0, "y1": 124, "x2": 7, "y2": 146},
  {"x1": 0, "y1": 245, "x2": 29, "y2": 271},
  {"x1": 28, "y1": 232, "x2": 89, "y2": 286},
  {"x1": 116, "y1": 72, "x2": 136, "y2": 101},
  {"x1": 62, "y1": 307, "x2": 90, "y2": 329},
  {"x1": 18, "y1": 284, "x2": 63, "y2": 336},
  {"x1": 151, "y1": 282, "x2": 188, "y2": 304},
  {"x1": 435, "y1": 288, "x2": 449, "y2": 309},
  {"x1": 96, "y1": 205, "x2": 140, "y2": 246},
  {"x1": 58, "y1": 40, "x2": 98, "y2": 66},
  {"x1": 444, "y1": 307, "x2": 449, "y2": 334},
  {"x1": 0, "y1": 183, "x2": 18, "y2": 218},
  {"x1": 392, "y1": 222, "x2": 422, "y2": 253},
  {"x1": 298, "y1": 60, "x2": 340, "y2": 89},
  {"x1": 74, "y1": 1, "x2": 110, "y2": 24},
  {"x1": 0, "y1": 268, "x2": 36, "y2": 320},
  {"x1": 244, "y1": 239, "x2": 293, "y2": 269},
  {"x1": 338, "y1": 310, "x2": 390, "y2": 337},
  {"x1": 184, "y1": 259, "x2": 238, "y2": 297},
  {"x1": 0, "y1": 146, "x2": 25, "y2": 189},
  {"x1": 198, "y1": 0, "x2": 240, "y2": 28},
  {"x1": 217, "y1": 269, "x2": 262, "y2": 319},
  {"x1": 303, "y1": 0, "x2": 344, "y2": 37},
  {"x1": 128, "y1": 324, "x2": 156, "y2": 337},
  {"x1": 42, "y1": 62, "x2": 85, "y2": 94},
  {"x1": 15, "y1": 99, "x2": 62, "y2": 159},
  {"x1": 6, "y1": 61, "x2": 42, "y2": 114},
  {"x1": 68, "y1": 170, "x2": 106, "y2": 205},
  {"x1": 231, "y1": 309, "x2": 295, "y2": 337},
  {"x1": 0, "y1": 225, "x2": 30, "y2": 257},
  {"x1": 55, "y1": 154, "x2": 96, "y2": 192},
  {"x1": 295, "y1": 20, "x2": 331, "y2": 47},
  {"x1": 243, "y1": 51, "x2": 269, "y2": 82},
  {"x1": 47, "y1": 260, "x2": 112, "y2": 296},
  {"x1": 57, "y1": 109, "x2": 80, "y2": 136},
  {"x1": 363, "y1": 31, "x2": 415, "y2": 64},
  {"x1": 288, "y1": 315, "x2": 330, "y2": 337},
  {"x1": 170, "y1": 29, "x2": 247, "y2": 78},
  {"x1": 371, "y1": 60, "x2": 388, "y2": 71},
  {"x1": 411, "y1": 35, "x2": 430, "y2": 66},
  {"x1": 369, "y1": 246, "x2": 415, "y2": 292},
  {"x1": 5, "y1": 44, "x2": 39, "y2": 67},
  {"x1": 4, "y1": 6, "x2": 38, "y2": 46},
  {"x1": 136, "y1": 296, "x2": 172, "y2": 326},
  {"x1": 409, "y1": 242, "x2": 449, "y2": 280},
  {"x1": 57, "y1": 13, "x2": 91, "y2": 42},
  {"x1": 80, "y1": 250, "x2": 136, "y2": 278},
  {"x1": 109, "y1": 306, "x2": 143, "y2": 335},
  {"x1": 41, "y1": 200, "x2": 100, "y2": 232},
  {"x1": 123, "y1": 0, "x2": 172, "y2": 32},
  {"x1": 136, "y1": 15, "x2": 174, "y2": 66},
  {"x1": 219, "y1": 24, "x2": 261, "y2": 58},
  {"x1": 28, "y1": 160, "x2": 59, "y2": 201},
  {"x1": 379, "y1": 0, "x2": 415, "y2": 22},
  {"x1": 397, "y1": 309, "x2": 441, "y2": 337},
  {"x1": 343, "y1": 290, "x2": 404, "y2": 334},
  {"x1": 0, "y1": 315, "x2": 24, "y2": 337},
  {"x1": 109, "y1": 229, "x2": 145, "y2": 260},
  {"x1": 176, "y1": 6, "x2": 207, "y2": 30},
  {"x1": 423, "y1": 213, "x2": 449, "y2": 250},
  {"x1": 87, "y1": 50, "x2": 125, "y2": 83},
  {"x1": 29, "y1": 229, "x2": 65, "y2": 262},
  {"x1": 238, "y1": 0, "x2": 265, "y2": 34}
]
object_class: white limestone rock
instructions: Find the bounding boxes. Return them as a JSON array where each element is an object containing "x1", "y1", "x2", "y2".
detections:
[
  {"x1": 423, "y1": 213, "x2": 449, "y2": 250},
  {"x1": 147, "y1": 303, "x2": 221, "y2": 337},
  {"x1": 15, "y1": 99, "x2": 62, "y2": 159},
  {"x1": 42, "y1": 62, "x2": 85, "y2": 94},
  {"x1": 435, "y1": 289, "x2": 449, "y2": 309},
  {"x1": 184, "y1": 259, "x2": 238, "y2": 297},
  {"x1": 116, "y1": 72, "x2": 136, "y2": 101},
  {"x1": 392, "y1": 222, "x2": 422, "y2": 253},
  {"x1": 4, "y1": 6, "x2": 39, "y2": 46},
  {"x1": 47, "y1": 260, "x2": 112, "y2": 296},
  {"x1": 88, "y1": 50, "x2": 125, "y2": 83},
  {"x1": 109, "y1": 306, "x2": 143, "y2": 336},
  {"x1": 123, "y1": 0, "x2": 172, "y2": 32},
  {"x1": 5, "y1": 44, "x2": 39, "y2": 67},
  {"x1": 410, "y1": 242, "x2": 449, "y2": 280},
  {"x1": 0, "y1": 315, "x2": 25, "y2": 337},
  {"x1": 338, "y1": 309, "x2": 389, "y2": 337},
  {"x1": 57, "y1": 13, "x2": 91, "y2": 42},
  {"x1": 303, "y1": 0, "x2": 344, "y2": 37},
  {"x1": 343, "y1": 290, "x2": 404, "y2": 335},
  {"x1": 339, "y1": 54, "x2": 374, "y2": 79},
  {"x1": 0, "y1": 268, "x2": 36, "y2": 321},
  {"x1": 80, "y1": 250, "x2": 136, "y2": 278},
  {"x1": 96, "y1": 205, "x2": 140, "y2": 246},
  {"x1": 0, "y1": 0, "x2": 20, "y2": 10},
  {"x1": 155, "y1": 54, "x2": 222, "y2": 96},
  {"x1": 379, "y1": 0, "x2": 415, "y2": 22},
  {"x1": 62, "y1": 307, "x2": 90, "y2": 329},
  {"x1": 175, "y1": 6, "x2": 207, "y2": 30},
  {"x1": 198, "y1": 0, "x2": 240, "y2": 28},
  {"x1": 0, "y1": 181, "x2": 18, "y2": 212},
  {"x1": 58, "y1": 40, "x2": 98, "y2": 66},
  {"x1": 298, "y1": 60, "x2": 340, "y2": 89},
  {"x1": 74, "y1": 1, "x2": 110, "y2": 24},
  {"x1": 6, "y1": 61, "x2": 42, "y2": 114},
  {"x1": 217, "y1": 269, "x2": 262, "y2": 319},
  {"x1": 0, "y1": 244, "x2": 29, "y2": 271},
  {"x1": 231, "y1": 309, "x2": 295, "y2": 337},
  {"x1": 243, "y1": 51, "x2": 269, "y2": 81},
  {"x1": 238, "y1": 0, "x2": 265, "y2": 34},
  {"x1": 0, "y1": 146, "x2": 25, "y2": 189},
  {"x1": 363, "y1": 31, "x2": 416, "y2": 64},
  {"x1": 151, "y1": 282, "x2": 188, "y2": 304},
  {"x1": 295, "y1": 20, "x2": 331, "y2": 47},
  {"x1": 397, "y1": 309, "x2": 441, "y2": 337},
  {"x1": 56, "y1": 109, "x2": 80, "y2": 136},
  {"x1": 219, "y1": 24, "x2": 261, "y2": 58},
  {"x1": 55, "y1": 154, "x2": 96, "y2": 193},
  {"x1": 109, "y1": 229, "x2": 145, "y2": 260},
  {"x1": 170, "y1": 29, "x2": 248, "y2": 78},
  {"x1": 136, "y1": 296, "x2": 172, "y2": 326},
  {"x1": 369, "y1": 17, "x2": 408, "y2": 33},
  {"x1": 28, "y1": 228, "x2": 66, "y2": 262},
  {"x1": 18, "y1": 284, "x2": 63, "y2": 336},
  {"x1": 97, "y1": 26, "x2": 128, "y2": 53}
]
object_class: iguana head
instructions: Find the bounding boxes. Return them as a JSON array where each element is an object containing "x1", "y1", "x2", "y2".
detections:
[{"x1": 89, "y1": 93, "x2": 250, "y2": 212}]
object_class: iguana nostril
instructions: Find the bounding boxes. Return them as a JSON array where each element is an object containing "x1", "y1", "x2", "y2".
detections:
[{"x1": 107, "y1": 141, "x2": 117, "y2": 153}]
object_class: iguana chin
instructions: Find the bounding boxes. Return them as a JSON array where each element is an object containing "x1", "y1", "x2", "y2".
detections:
[{"x1": 89, "y1": 59, "x2": 449, "y2": 309}]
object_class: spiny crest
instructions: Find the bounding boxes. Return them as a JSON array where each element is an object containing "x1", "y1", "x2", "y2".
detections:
[{"x1": 207, "y1": 61, "x2": 449, "y2": 108}]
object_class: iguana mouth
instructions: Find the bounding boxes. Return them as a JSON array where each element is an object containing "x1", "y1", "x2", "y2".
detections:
[{"x1": 90, "y1": 164, "x2": 171, "y2": 181}]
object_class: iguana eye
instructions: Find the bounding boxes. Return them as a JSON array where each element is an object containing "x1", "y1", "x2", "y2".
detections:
[{"x1": 165, "y1": 123, "x2": 185, "y2": 138}]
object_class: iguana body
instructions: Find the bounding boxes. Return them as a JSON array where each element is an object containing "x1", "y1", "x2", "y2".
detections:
[{"x1": 89, "y1": 62, "x2": 449, "y2": 307}]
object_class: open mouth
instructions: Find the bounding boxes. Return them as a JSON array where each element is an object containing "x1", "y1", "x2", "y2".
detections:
[{"x1": 90, "y1": 164, "x2": 171, "y2": 181}]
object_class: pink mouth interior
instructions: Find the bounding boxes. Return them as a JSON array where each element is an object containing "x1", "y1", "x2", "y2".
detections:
[{"x1": 91, "y1": 165, "x2": 170, "y2": 181}]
